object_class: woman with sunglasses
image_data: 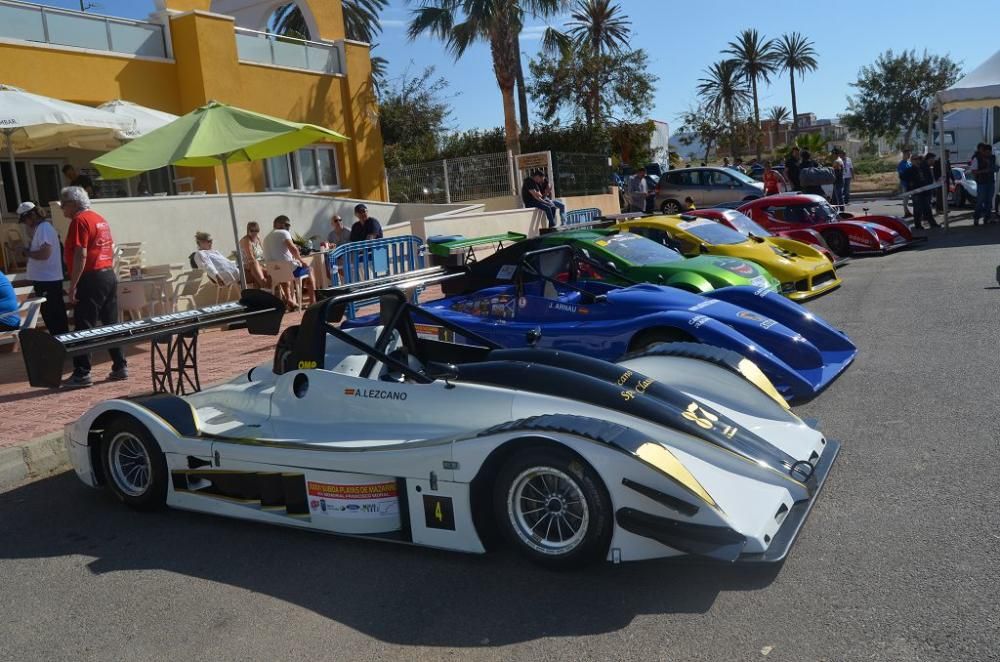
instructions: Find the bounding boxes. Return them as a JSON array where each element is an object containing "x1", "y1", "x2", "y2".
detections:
[{"x1": 238, "y1": 221, "x2": 269, "y2": 289}]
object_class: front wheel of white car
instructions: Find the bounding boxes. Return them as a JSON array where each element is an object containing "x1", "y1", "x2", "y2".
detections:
[
  {"x1": 100, "y1": 417, "x2": 168, "y2": 510},
  {"x1": 494, "y1": 448, "x2": 612, "y2": 568}
]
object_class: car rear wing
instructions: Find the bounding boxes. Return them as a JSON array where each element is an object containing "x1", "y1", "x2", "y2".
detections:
[
  {"x1": 426, "y1": 232, "x2": 527, "y2": 267},
  {"x1": 20, "y1": 289, "x2": 285, "y2": 388},
  {"x1": 316, "y1": 266, "x2": 462, "y2": 322}
]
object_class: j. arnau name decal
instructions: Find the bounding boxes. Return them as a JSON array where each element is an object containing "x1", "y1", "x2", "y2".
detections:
[{"x1": 343, "y1": 388, "x2": 408, "y2": 401}]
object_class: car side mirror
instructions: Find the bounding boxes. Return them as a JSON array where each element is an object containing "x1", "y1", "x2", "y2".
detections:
[
  {"x1": 526, "y1": 327, "x2": 542, "y2": 347},
  {"x1": 606, "y1": 261, "x2": 619, "y2": 272},
  {"x1": 425, "y1": 361, "x2": 459, "y2": 382},
  {"x1": 699, "y1": 244, "x2": 709, "y2": 254}
]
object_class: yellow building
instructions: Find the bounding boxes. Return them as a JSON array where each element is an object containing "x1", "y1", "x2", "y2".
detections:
[{"x1": 0, "y1": 0, "x2": 385, "y2": 217}]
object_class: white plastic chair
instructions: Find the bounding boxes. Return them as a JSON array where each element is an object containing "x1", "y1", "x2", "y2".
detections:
[
  {"x1": 267, "y1": 260, "x2": 306, "y2": 309},
  {"x1": 117, "y1": 282, "x2": 149, "y2": 320},
  {"x1": 167, "y1": 269, "x2": 207, "y2": 311},
  {"x1": 0, "y1": 296, "x2": 46, "y2": 352}
]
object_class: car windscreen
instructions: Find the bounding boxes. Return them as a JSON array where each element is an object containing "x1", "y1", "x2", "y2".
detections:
[
  {"x1": 783, "y1": 202, "x2": 838, "y2": 223},
  {"x1": 728, "y1": 169, "x2": 760, "y2": 185},
  {"x1": 722, "y1": 211, "x2": 772, "y2": 237},
  {"x1": 676, "y1": 218, "x2": 746, "y2": 245},
  {"x1": 592, "y1": 232, "x2": 684, "y2": 263}
]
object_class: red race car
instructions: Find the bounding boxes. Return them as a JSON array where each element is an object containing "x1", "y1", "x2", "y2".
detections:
[
  {"x1": 738, "y1": 194, "x2": 914, "y2": 257},
  {"x1": 687, "y1": 208, "x2": 843, "y2": 265}
]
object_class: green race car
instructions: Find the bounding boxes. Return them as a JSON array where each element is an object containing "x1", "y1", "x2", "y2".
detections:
[{"x1": 427, "y1": 229, "x2": 780, "y2": 294}]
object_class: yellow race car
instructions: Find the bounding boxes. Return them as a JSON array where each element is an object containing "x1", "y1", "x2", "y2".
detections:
[{"x1": 615, "y1": 213, "x2": 842, "y2": 301}]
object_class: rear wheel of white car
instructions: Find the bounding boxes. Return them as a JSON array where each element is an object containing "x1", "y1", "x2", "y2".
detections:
[
  {"x1": 100, "y1": 417, "x2": 167, "y2": 511},
  {"x1": 494, "y1": 448, "x2": 612, "y2": 568}
]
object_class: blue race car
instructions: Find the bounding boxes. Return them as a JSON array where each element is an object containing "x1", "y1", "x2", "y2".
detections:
[{"x1": 354, "y1": 246, "x2": 857, "y2": 401}]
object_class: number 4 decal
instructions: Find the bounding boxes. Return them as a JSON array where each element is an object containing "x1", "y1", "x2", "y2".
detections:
[{"x1": 423, "y1": 495, "x2": 455, "y2": 530}]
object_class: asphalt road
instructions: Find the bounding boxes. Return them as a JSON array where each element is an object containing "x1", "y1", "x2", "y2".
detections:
[{"x1": 2, "y1": 203, "x2": 999, "y2": 661}]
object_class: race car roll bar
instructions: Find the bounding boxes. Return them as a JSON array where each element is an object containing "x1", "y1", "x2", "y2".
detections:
[{"x1": 20, "y1": 289, "x2": 285, "y2": 390}]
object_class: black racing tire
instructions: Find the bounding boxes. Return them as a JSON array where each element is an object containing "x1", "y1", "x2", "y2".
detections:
[
  {"x1": 494, "y1": 448, "x2": 612, "y2": 569},
  {"x1": 660, "y1": 199, "x2": 682, "y2": 215},
  {"x1": 821, "y1": 230, "x2": 851, "y2": 257},
  {"x1": 628, "y1": 327, "x2": 696, "y2": 353},
  {"x1": 99, "y1": 417, "x2": 167, "y2": 511}
]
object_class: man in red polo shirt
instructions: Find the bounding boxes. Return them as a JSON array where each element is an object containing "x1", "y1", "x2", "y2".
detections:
[{"x1": 62, "y1": 186, "x2": 127, "y2": 387}]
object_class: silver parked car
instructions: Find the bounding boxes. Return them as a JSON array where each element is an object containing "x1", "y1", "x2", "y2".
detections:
[{"x1": 654, "y1": 167, "x2": 764, "y2": 214}]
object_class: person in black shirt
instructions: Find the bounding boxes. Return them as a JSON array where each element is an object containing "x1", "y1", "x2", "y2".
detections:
[
  {"x1": 62, "y1": 165, "x2": 94, "y2": 197},
  {"x1": 521, "y1": 170, "x2": 557, "y2": 227},
  {"x1": 784, "y1": 147, "x2": 801, "y2": 191},
  {"x1": 350, "y1": 204, "x2": 383, "y2": 242},
  {"x1": 905, "y1": 154, "x2": 938, "y2": 229}
]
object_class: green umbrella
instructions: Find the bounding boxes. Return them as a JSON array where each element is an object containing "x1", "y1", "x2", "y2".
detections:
[{"x1": 92, "y1": 100, "x2": 349, "y2": 288}]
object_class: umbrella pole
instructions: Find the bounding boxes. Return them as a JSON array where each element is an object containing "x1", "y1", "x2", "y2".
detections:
[
  {"x1": 221, "y1": 159, "x2": 248, "y2": 290},
  {"x1": 5, "y1": 130, "x2": 22, "y2": 205}
]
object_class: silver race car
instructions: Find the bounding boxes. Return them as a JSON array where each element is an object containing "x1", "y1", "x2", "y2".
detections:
[{"x1": 36, "y1": 270, "x2": 839, "y2": 568}]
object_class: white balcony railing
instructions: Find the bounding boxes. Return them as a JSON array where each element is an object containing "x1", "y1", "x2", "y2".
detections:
[
  {"x1": 0, "y1": 0, "x2": 167, "y2": 58},
  {"x1": 235, "y1": 27, "x2": 342, "y2": 75}
]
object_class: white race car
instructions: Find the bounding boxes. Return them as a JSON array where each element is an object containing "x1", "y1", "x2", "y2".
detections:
[{"x1": 45, "y1": 270, "x2": 839, "y2": 568}]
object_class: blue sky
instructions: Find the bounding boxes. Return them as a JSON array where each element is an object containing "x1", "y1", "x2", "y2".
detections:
[{"x1": 39, "y1": 0, "x2": 1000, "y2": 131}]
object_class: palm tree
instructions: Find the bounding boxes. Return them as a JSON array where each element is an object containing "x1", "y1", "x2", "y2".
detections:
[
  {"x1": 565, "y1": 0, "x2": 630, "y2": 54},
  {"x1": 724, "y1": 29, "x2": 778, "y2": 161},
  {"x1": 540, "y1": 0, "x2": 631, "y2": 128},
  {"x1": 765, "y1": 105, "x2": 790, "y2": 151},
  {"x1": 272, "y1": 1, "x2": 388, "y2": 94},
  {"x1": 775, "y1": 32, "x2": 818, "y2": 138},
  {"x1": 697, "y1": 60, "x2": 752, "y2": 157},
  {"x1": 409, "y1": 0, "x2": 563, "y2": 155},
  {"x1": 273, "y1": 0, "x2": 387, "y2": 43}
]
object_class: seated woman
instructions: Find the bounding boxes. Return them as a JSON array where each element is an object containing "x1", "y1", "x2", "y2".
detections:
[
  {"x1": 0, "y1": 270, "x2": 21, "y2": 332},
  {"x1": 238, "y1": 221, "x2": 269, "y2": 289},
  {"x1": 192, "y1": 232, "x2": 239, "y2": 286}
]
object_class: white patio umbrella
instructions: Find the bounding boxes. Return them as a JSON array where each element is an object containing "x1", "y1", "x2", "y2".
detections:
[
  {"x1": 0, "y1": 84, "x2": 135, "y2": 204},
  {"x1": 97, "y1": 99, "x2": 179, "y2": 140}
]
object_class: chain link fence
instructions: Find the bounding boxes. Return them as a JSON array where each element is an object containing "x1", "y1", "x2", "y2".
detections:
[
  {"x1": 552, "y1": 152, "x2": 612, "y2": 197},
  {"x1": 387, "y1": 151, "x2": 610, "y2": 203}
]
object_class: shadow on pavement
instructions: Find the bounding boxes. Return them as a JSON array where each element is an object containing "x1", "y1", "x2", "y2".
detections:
[{"x1": 0, "y1": 472, "x2": 781, "y2": 647}]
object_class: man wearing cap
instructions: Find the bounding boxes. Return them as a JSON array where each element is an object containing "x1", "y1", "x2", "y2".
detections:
[
  {"x1": 18, "y1": 201, "x2": 68, "y2": 336},
  {"x1": 350, "y1": 204, "x2": 383, "y2": 242},
  {"x1": 61, "y1": 186, "x2": 127, "y2": 387}
]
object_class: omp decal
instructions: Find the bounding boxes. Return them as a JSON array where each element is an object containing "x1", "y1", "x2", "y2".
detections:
[
  {"x1": 344, "y1": 388, "x2": 408, "y2": 400},
  {"x1": 423, "y1": 494, "x2": 456, "y2": 530},
  {"x1": 634, "y1": 443, "x2": 718, "y2": 508},
  {"x1": 298, "y1": 360, "x2": 318, "y2": 370}
]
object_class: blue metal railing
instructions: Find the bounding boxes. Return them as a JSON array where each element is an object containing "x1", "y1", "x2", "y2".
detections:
[
  {"x1": 563, "y1": 207, "x2": 602, "y2": 225},
  {"x1": 326, "y1": 236, "x2": 425, "y2": 318}
]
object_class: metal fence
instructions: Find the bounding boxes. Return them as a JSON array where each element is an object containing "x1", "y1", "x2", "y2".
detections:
[
  {"x1": 387, "y1": 151, "x2": 513, "y2": 204},
  {"x1": 552, "y1": 152, "x2": 612, "y2": 197}
]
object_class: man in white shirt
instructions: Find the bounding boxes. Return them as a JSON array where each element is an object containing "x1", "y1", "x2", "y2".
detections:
[
  {"x1": 263, "y1": 216, "x2": 314, "y2": 308},
  {"x1": 842, "y1": 152, "x2": 854, "y2": 204},
  {"x1": 193, "y1": 232, "x2": 239, "y2": 285},
  {"x1": 18, "y1": 201, "x2": 68, "y2": 335}
]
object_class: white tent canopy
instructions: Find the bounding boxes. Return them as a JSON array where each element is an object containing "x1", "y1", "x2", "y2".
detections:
[
  {"x1": 97, "y1": 100, "x2": 178, "y2": 139},
  {"x1": 0, "y1": 84, "x2": 136, "y2": 204},
  {"x1": 939, "y1": 49, "x2": 1000, "y2": 111}
]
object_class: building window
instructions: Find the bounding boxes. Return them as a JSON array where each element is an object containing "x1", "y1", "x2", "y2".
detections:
[{"x1": 265, "y1": 146, "x2": 340, "y2": 192}]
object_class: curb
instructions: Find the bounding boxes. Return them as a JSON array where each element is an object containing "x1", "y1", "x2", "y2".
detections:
[{"x1": 0, "y1": 432, "x2": 70, "y2": 492}]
